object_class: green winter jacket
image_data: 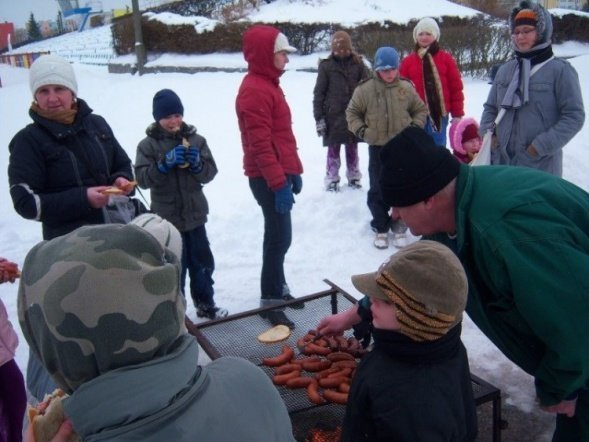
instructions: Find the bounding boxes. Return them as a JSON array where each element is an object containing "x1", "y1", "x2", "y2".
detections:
[
  {"x1": 430, "y1": 164, "x2": 589, "y2": 406},
  {"x1": 135, "y1": 122, "x2": 217, "y2": 232},
  {"x1": 346, "y1": 75, "x2": 427, "y2": 147}
]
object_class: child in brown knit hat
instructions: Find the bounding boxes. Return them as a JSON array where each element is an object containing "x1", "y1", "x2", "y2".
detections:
[
  {"x1": 313, "y1": 30, "x2": 370, "y2": 192},
  {"x1": 341, "y1": 240, "x2": 477, "y2": 440}
]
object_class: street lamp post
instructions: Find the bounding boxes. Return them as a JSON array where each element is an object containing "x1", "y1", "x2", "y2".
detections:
[{"x1": 131, "y1": 0, "x2": 146, "y2": 75}]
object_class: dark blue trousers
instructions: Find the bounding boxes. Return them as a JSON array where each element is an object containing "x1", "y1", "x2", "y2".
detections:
[
  {"x1": 180, "y1": 225, "x2": 215, "y2": 308},
  {"x1": 249, "y1": 177, "x2": 291, "y2": 307},
  {"x1": 367, "y1": 145, "x2": 392, "y2": 233}
]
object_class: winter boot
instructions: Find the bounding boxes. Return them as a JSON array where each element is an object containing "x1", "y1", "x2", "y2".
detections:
[
  {"x1": 326, "y1": 181, "x2": 340, "y2": 192},
  {"x1": 348, "y1": 179, "x2": 362, "y2": 189},
  {"x1": 197, "y1": 303, "x2": 228, "y2": 320},
  {"x1": 259, "y1": 310, "x2": 295, "y2": 329}
]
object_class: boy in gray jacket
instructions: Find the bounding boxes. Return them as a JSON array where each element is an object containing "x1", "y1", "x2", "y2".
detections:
[{"x1": 135, "y1": 89, "x2": 227, "y2": 319}]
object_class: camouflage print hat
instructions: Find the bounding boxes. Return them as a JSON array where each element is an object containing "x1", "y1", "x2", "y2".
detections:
[{"x1": 18, "y1": 224, "x2": 187, "y2": 394}]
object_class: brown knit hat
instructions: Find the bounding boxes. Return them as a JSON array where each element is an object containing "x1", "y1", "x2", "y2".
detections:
[
  {"x1": 331, "y1": 31, "x2": 352, "y2": 57},
  {"x1": 352, "y1": 240, "x2": 467, "y2": 342}
]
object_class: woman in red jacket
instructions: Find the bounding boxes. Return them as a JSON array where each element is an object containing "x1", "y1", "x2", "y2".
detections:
[
  {"x1": 399, "y1": 17, "x2": 465, "y2": 147},
  {"x1": 235, "y1": 25, "x2": 304, "y2": 329}
]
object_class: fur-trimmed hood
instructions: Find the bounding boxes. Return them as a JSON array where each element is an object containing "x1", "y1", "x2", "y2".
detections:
[
  {"x1": 449, "y1": 117, "x2": 480, "y2": 154},
  {"x1": 510, "y1": 1, "x2": 553, "y2": 45}
]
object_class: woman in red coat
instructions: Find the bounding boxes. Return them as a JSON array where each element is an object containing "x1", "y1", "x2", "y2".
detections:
[
  {"x1": 235, "y1": 25, "x2": 304, "y2": 329},
  {"x1": 399, "y1": 17, "x2": 465, "y2": 147}
]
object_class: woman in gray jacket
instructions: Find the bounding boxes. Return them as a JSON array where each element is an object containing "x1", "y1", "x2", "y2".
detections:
[{"x1": 480, "y1": 1, "x2": 584, "y2": 177}]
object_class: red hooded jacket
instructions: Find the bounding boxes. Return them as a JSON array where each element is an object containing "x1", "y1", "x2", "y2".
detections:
[
  {"x1": 235, "y1": 25, "x2": 303, "y2": 191},
  {"x1": 399, "y1": 49, "x2": 464, "y2": 119}
]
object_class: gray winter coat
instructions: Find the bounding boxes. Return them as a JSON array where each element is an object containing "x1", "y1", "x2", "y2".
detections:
[
  {"x1": 135, "y1": 122, "x2": 217, "y2": 232},
  {"x1": 480, "y1": 57, "x2": 584, "y2": 176},
  {"x1": 63, "y1": 337, "x2": 296, "y2": 441},
  {"x1": 313, "y1": 54, "x2": 371, "y2": 146}
]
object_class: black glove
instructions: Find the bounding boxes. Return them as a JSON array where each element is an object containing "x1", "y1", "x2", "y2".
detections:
[
  {"x1": 352, "y1": 319, "x2": 373, "y2": 349},
  {"x1": 316, "y1": 118, "x2": 327, "y2": 137},
  {"x1": 290, "y1": 175, "x2": 302, "y2": 195}
]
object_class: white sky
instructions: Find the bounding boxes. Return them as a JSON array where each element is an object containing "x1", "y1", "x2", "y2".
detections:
[{"x1": 1, "y1": 1, "x2": 589, "y2": 438}]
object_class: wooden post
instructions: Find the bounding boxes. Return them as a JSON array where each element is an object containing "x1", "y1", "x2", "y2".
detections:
[{"x1": 131, "y1": 0, "x2": 146, "y2": 75}]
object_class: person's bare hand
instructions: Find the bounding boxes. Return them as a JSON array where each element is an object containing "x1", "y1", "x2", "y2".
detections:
[
  {"x1": 526, "y1": 144, "x2": 539, "y2": 157},
  {"x1": 0, "y1": 258, "x2": 19, "y2": 284},
  {"x1": 23, "y1": 419, "x2": 74, "y2": 442},
  {"x1": 113, "y1": 177, "x2": 136, "y2": 195},
  {"x1": 541, "y1": 398, "x2": 577, "y2": 417},
  {"x1": 87, "y1": 187, "x2": 110, "y2": 208},
  {"x1": 316, "y1": 305, "x2": 361, "y2": 336}
]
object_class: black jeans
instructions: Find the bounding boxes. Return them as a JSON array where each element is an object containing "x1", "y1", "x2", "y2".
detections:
[
  {"x1": 180, "y1": 225, "x2": 215, "y2": 308},
  {"x1": 367, "y1": 145, "x2": 392, "y2": 233},
  {"x1": 249, "y1": 177, "x2": 292, "y2": 307}
]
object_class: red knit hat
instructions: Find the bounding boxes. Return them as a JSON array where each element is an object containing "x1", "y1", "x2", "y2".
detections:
[{"x1": 461, "y1": 124, "x2": 480, "y2": 144}]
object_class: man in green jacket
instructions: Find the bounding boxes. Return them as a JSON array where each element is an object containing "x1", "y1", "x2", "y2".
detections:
[{"x1": 380, "y1": 126, "x2": 589, "y2": 441}]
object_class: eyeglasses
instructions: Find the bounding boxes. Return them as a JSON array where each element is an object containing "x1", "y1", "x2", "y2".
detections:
[{"x1": 512, "y1": 28, "x2": 536, "y2": 37}]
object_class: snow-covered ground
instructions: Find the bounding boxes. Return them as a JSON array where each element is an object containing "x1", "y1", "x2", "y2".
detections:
[{"x1": 1, "y1": 0, "x2": 588, "y2": 439}]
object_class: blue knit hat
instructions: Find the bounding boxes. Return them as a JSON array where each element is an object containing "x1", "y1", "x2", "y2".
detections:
[
  {"x1": 152, "y1": 89, "x2": 184, "y2": 121},
  {"x1": 373, "y1": 47, "x2": 399, "y2": 71}
]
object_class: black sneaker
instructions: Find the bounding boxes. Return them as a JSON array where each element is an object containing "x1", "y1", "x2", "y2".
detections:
[
  {"x1": 282, "y1": 293, "x2": 305, "y2": 309},
  {"x1": 326, "y1": 181, "x2": 340, "y2": 192},
  {"x1": 259, "y1": 310, "x2": 295, "y2": 329},
  {"x1": 197, "y1": 304, "x2": 228, "y2": 320},
  {"x1": 348, "y1": 179, "x2": 362, "y2": 189}
]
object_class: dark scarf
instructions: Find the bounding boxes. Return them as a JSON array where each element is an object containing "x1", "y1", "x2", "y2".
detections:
[
  {"x1": 501, "y1": 43, "x2": 554, "y2": 110},
  {"x1": 372, "y1": 322, "x2": 462, "y2": 364},
  {"x1": 417, "y1": 41, "x2": 446, "y2": 132}
]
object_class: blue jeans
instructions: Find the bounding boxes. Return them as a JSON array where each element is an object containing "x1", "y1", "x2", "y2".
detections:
[
  {"x1": 249, "y1": 177, "x2": 292, "y2": 307},
  {"x1": 425, "y1": 115, "x2": 449, "y2": 147},
  {"x1": 180, "y1": 225, "x2": 215, "y2": 308}
]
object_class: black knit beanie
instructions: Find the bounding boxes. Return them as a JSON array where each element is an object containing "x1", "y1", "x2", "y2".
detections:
[
  {"x1": 379, "y1": 126, "x2": 460, "y2": 207},
  {"x1": 152, "y1": 89, "x2": 184, "y2": 121}
]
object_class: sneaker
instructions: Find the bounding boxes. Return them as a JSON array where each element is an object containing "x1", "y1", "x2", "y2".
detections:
[
  {"x1": 326, "y1": 181, "x2": 340, "y2": 192},
  {"x1": 348, "y1": 179, "x2": 362, "y2": 189},
  {"x1": 282, "y1": 293, "x2": 305, "y2": 309},
  {"x1": 259, "y1": 310, "x2": 295, "y2": 329},
  {"x1": 373, "y1": 232, "x2": 389, "y2": 249},
  {"x1": 196, "y1": 304, "x2": 228, "y2": 320}
]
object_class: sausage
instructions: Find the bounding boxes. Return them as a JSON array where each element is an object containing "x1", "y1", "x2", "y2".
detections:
[
  {"x1": 332, "y1": 360, "x2": 357, "y2": 369},
  {"x1": 326, "y1": 336, "x2": 339, "y2": 351},
  {"x1": 326, "y1": 351, "x2": 355, "y2": 362},
  {"x1": 338, "y1": 382, "x2": 351, "y2": 393},
  {"x1": 314, "y1": 367, "x2": 341, "y2": 379},
  {"x1": 262, "y1": 345, "x2": 295, "y2": 367},
  {"x1": 286, "y1": 376, "x2": 317, "y2": 389},
  {"x1": 334, "y1": 335, "x2": 349, "y2": 351},
  {"x1": 302, "y1": 359, "x2": 332, "y2": 372},
  {"x1": 303, "y1": 343, "x2": 331, "y2": 356},
  {"x1": 318, "y1": 376, "x2": 348, "y2": 389},
  {"x1": 327, "y1": 367, "x2": 352, "y2": 379},
  {"x1": 291, "y1": 356, "x2": 321, "y2": 366},
  {"x1": 323, "y1": 389, "x2": 349, "y2": 405},
  {"x1": 274, "y1": 363, "x2": 300, "y2": 375},
  {"x1": 272, "y1": 369, "x2": 301, "y2": 385},
  {"x1": 307, "y1": 381, "x2": 325, "y2": 405}
]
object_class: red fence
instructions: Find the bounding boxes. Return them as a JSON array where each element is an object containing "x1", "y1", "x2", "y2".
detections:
[{"x1": 0, "y1": 52, "x2": 50, "y2": 68}]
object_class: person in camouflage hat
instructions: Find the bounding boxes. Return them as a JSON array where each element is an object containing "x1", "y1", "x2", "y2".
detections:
[{"x1": 18, "y1": 224, "x2": 295, "y2": 441}]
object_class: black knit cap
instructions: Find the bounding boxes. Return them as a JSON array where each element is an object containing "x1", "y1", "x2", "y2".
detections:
[
  {"x1": 152, "y1": 88, "x2": 184, "y2": 121},
  {"x1": 379, "y1": 126, "x2": 460, "y2": 207}
]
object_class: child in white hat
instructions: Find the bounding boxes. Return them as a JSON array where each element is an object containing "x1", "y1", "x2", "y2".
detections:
[{"x1": 399, "y1": 17, "x2": 465, "y2": 147}]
